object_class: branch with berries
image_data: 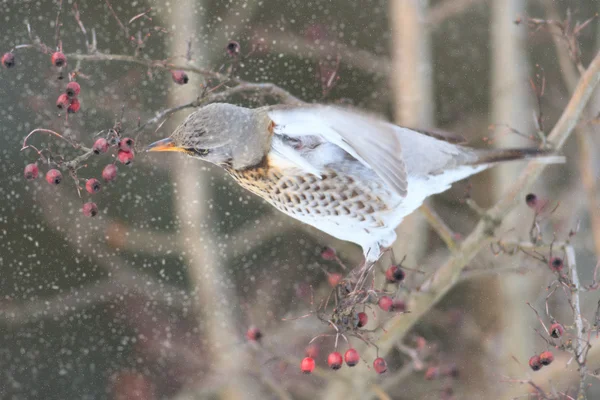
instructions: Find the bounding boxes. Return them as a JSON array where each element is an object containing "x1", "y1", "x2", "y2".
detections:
[
  {"x1": 338, "y1": 45, "x2": 600, "y2": 397},
  {"x1": 6, "y1": 5, "x2": 303, "y2": 219}
]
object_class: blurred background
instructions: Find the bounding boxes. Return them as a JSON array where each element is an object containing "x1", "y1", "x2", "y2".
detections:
[{"x1": 1, "y1": 0, "x2": 600, "y2": 399}]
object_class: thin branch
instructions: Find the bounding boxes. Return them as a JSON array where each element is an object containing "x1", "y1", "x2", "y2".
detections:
[
  {"x1": 104, "y1": 0, "x2": 128, "y2": 37},
  {"x1": 419, "y1": 203, "x2": 458, "y2": 252},
  {"x1": 65, "y1": 52, "x2": 228, "y2": 80},
  {"x1": 565, "y1": 245, "x2": 588, "y2": 399}
]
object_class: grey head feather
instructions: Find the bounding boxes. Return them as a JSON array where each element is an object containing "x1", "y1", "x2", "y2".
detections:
[{"x1": 170, "y1": 103, "x2": 272, "y2": 169}]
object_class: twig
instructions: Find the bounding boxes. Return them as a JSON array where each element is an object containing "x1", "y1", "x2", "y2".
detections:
[
  {"x1": 419, "y1": 203, "x2": 458, "y2": 252},
  {"x1": 65, "y1": 52, "x2": 228, "y2": 79},
  {"x1": 21, "y1": 128, "x2": 82, "y2": 151},
  {"x1": 565, "y1": 245, "x2": 588, "y2": 399},
  {"x1": 54, "y1": 0, "x2": 63, "y2": 49},
  {"x1": 104, "y1": 0, "x2": 128, "y2": 37},
  {"x1": 501, "y1": 377, "x2": 550, "y2": 399}
]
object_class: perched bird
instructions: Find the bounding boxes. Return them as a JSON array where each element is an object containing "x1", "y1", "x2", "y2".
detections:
[{"x1": 147, "y1": 103, "x2": 562, "y2": 265}]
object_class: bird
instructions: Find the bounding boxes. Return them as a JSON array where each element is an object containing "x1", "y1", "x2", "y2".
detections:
[{"x1": 147, "y1": 103, "x2": 562, "y2": 267}]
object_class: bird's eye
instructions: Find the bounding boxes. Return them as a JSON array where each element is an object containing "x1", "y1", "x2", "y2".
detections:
[{"x1": 189, "y1": 148, "x2": 210, "y2": 156}]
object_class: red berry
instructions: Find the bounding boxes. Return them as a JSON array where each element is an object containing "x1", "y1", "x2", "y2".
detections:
[
  {"x1": 305, "y1": 343, "x2": 319, "y2": 359},
  {"x1": 357, "y1": 312, "x2": 368, "y2": 328},
  {"x1": 385, "y1": 265, "x2": 405, "y2": 283},
  {"x1": 65, "y1": 81, "x2": 81, "y2": 98},
  {"x1": 246, "y1": 326, "x2": 262, "y2": 342},
  {"x1": 117, "y1": 150, "x2": 134, "y2": 165},
  {"x1": 82, "y1": 202, "x2": 99, "y2": 217},
  {"x1": 549, "y1": 257, "x2": 564, "y2": 272},
  {"x1": 373, "y1": 357, "x2": 387, "y2": 374},
  {"x1": 327, "y1": 352, "x2": 343, "y2": 370},
  {"x1": 344, "y1": 348, "x2": 360, "y2": 367},
  {"x1": 67, "y1": 98, "x2": 80, "y2": 114},
  {"x1": 525, "y1": 193, "x2": 537, "y2": 208},
  {"x1": 51, "y1": 51, "x2": 66, "y2": 67},
  {"x1": 119, "y1": 137, "x2": 135, "y2": 152},
  {"x1": 392, "y1": 299, "x2": 406, "y2": 312},
  {"x1": 529, "y1": 355, "x2": 542, "y2": 371},
  {"x1": 24, "y1": 163, "x2": 39, "y2": 180},
  {"x1": 539, "y1": 351, "x2": 554, "y2": 366},
  {"x1": 56, "y1": 93, "x2": 70, "y2": 110},
  {"x1": 425, "y1": 366, "x2": 440, "y2": 380},
  {"x1": 320, "y1": 246, "x2": 337, "y2": 261},
  {"x1": 550, "y1": 323, "x2": 564, "y2": 339},
  {"x1": 46, "y1": 169, "x2": 62, "y2": 185},
  {"x1": 102, "y1": 164, "x2": 118, "y2": 182},
  {"x1": 2, "y1": 52, "x2": 15, "y2": 68},
  {"x1": 93, "y1": 138, "x2": 109, "y2": 155},
  {"x1": 171, "y1": 70, "x2": 189, "y2": 84},
  {"x1": 300, "y1": 357, "x2": 315, "y2": 374},
  {"x1": 85, "y1": 178, "x2": 101, "y2": 194},
  {"x1": 378, "y1": 296, "x2": 393, "y2": 312},
  {"x1": 328, "y1": 273, "x2": 342, "y2": 287},
  {"x1": 226, "y1": 40, "x2": 241, "y2": 57}
]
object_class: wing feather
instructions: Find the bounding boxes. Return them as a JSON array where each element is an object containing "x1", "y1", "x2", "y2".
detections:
[
  {"x1": 270, "y1": 135, "x2": 324, "y2": 176},
  {"x1": 267, "y1": 106, "x2": 408, "y2": 197}
]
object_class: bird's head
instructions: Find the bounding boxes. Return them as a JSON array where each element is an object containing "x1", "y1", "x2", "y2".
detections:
[{"x1": 146, "y1": 103, "x2": 270, "y2": 169}]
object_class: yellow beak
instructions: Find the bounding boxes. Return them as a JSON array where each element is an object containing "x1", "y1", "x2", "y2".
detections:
[{"x1": 145, "y1": 138, "x2": 187, "y2": 153}]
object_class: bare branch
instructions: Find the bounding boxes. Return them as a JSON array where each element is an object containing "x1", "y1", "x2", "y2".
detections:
[
  {"x1": 565, "y1": 245, "x2": 588, "y2": 399},
  {"x1": 419, "y1": 203, "x2": 458, "y2": 252}
]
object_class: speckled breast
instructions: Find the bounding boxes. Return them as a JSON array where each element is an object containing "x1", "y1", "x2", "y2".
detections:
[{"x1": 225, "y1": 158, "x2": 395, "y2": 230}]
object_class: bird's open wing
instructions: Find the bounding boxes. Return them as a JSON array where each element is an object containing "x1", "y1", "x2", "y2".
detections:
[{"x1": 266, "y1": 106, "x2": 408, "y2": 197}]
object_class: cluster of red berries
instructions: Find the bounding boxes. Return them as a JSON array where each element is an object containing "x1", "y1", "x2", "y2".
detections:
[
  {"x1": 56, "y1": 81, "x2": 81, "y2": 114},
  {"x1": 3, "y1": 49, "x2": 67, "y2": 70},
  {"x1": 24, "y1": 164, "x2": 62, "y2": 186},
  {"x1": 300, "y1": 346, "x2": 387, "y2": 374},
  {"x1": 378, "y1": 295, "x2": 405, "y2": 312},
  {"x1": 93, "y1": 136, "x2": 135, "y2": 167},
  {"x1": 529, "y1": 351, "x2": 554, "y2": 371},
  {"x1": 377, "y1": 264, "x2": 407, "y2": 312},
  {"x1": 3, "y1": 49, "x2": 80, "y2": 112},
  {"x1": 23, "y1": 136, "x2": 135, "y2": 217}
]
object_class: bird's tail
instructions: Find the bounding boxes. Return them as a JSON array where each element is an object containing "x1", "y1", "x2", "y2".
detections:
[{"x1": 469, "y1": 147, "x2": 565, "y2": 166}]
